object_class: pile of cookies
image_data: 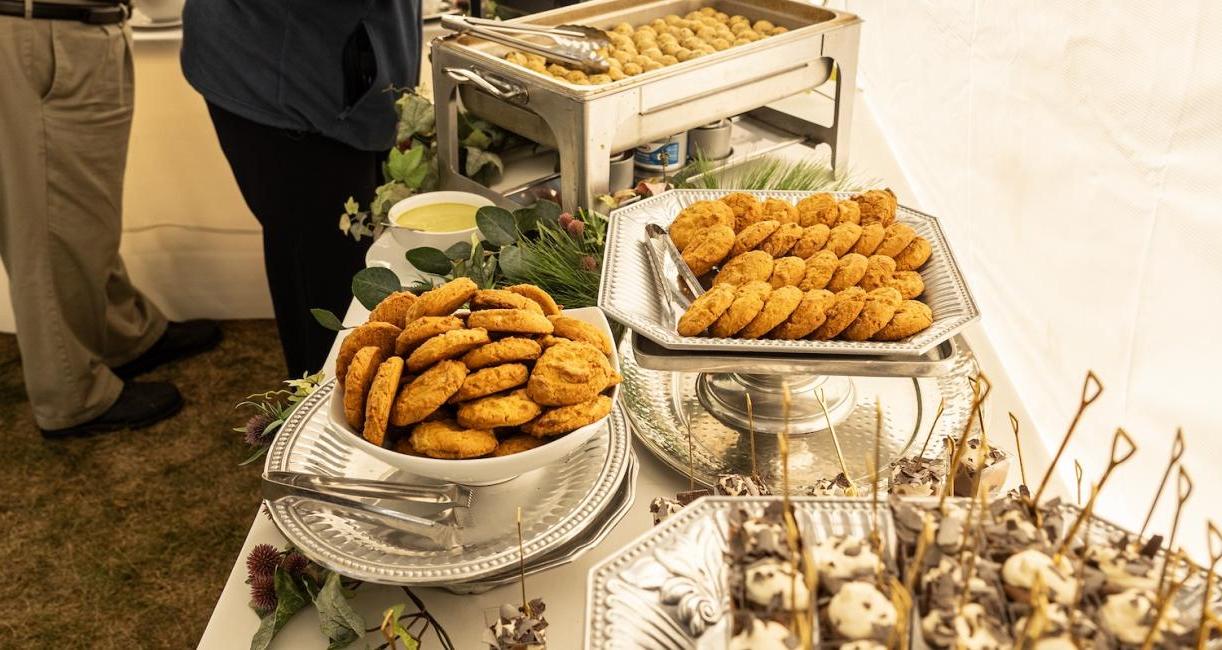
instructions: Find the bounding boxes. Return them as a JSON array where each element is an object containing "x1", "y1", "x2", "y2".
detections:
[
  {"x1": 502, "y1": 8, "x2": 788, "y2": 85},
  {"x1": 672, "y1": 190, "x2": 935, "y2": 342},
  {"x1": 334, "y1": 279, "x2": 619, "y2": 460}
]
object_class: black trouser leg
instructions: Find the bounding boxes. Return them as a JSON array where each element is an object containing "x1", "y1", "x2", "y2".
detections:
[{"x1": 205, "y1": 102, "x2": 380, "y2": 378}]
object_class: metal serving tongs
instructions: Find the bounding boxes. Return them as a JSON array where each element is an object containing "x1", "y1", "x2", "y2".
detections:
[{"x1": 441, "y1": 14, "x2": 611, "y2": 73}]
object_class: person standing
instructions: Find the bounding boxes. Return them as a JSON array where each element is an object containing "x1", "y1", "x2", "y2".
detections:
[
  {"x1": 0, "y1": 0, "x2": 221, "y2": 437},
  {"x1": 181, "y1": 0, "x2": 422, "y2": 378}
]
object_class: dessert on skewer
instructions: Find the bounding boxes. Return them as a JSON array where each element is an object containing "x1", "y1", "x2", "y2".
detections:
[
  {"x1": 486, "y1": 507, "x2": 548, "y2": 650},
  {"x1": 888, "y1": 398, "x2": 946, "y2": 497}
]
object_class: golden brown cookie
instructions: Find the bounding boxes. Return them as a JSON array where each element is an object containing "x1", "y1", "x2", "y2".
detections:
[
  {"x1": 873, "y1": 300, "x2": 933, "y2": 341},
  {"x1": 841, "y1": 287, "x2": 903, "y2": 341},
  {"x1": 408, "y1": 419, "x2": 497, "y2": 459},
  {"x1": 506, "y1": 284, "x2": 562, "y2": 315},
  {"x1": 537, "y1": 334, "x2": 566, "y2": 349},
  {"x1": 823, "y1": 222, "x2": 863, "y2": 257},
  {"x1": 874, "y1": 223, "x2": 918, "y2": 258},
  {"x1": 394, "y1": 315, "x2": 465, "y2": 355},
  {"x1": 795, "y1": 193, "x2": 838, "y2": 227},
  {"x1": 461, "y1": 337, "x2": 541, "y2": 369},
  {"x1": 835, "y1": 199, "x2": 862, "y2": 225},
  {"x1": 406, "y1": 328, "x2": 491, "y2": 373},
  {"x1": 859, "y1": 255, "x2": 898, "y2": 292},
  {"x1": 677, "y1": 283, "x2": 737, "y2": 337},
  {"x1": 893, "y1": 236, "x2": 932, "y2": 271},
  {"x1": 390, "y1": 359, "x2": 468, "y2": 426},
  {"x1": 403, "y1": 277, "x2": 478, "y2": 322},
  {"x1": 343, "y1": 346, "x2": 386, "y2": 430},
  {"x1": 456, "y1": 388, "x2": 543, "y2": 429},
  {"x1": 449, "y1": 363, "x2": 529, "y2": 403},
  {"x1": 367, "y1": 291, "x2": 418, "y2": 327},
  {"x1": 493, "y1": 435, "x2": 544, "y2": 457},
  {"x1": 768, "y1": 256, "x2": 805, "y2": 288},
  {"x1": 527, "y1": 341, "x2": 615, "y2": 406},
  {"x1": 886, "y1": 270, "x2": 925, "y2": 300},
  {"x1": 710, "y1": 281, "x2": 771, "y2": 338},
  {"x1": 738, "y1": 285, "x2": 803, "y2": 339},
  {"x1": 826, "y1": 253, "x2": 869, "y2": 292},
  {"x1": 335, "y1": 321, "x2": 401, "y2": 382},
  {"x1": 547, "y1": 315, "x2": 613, "y2": 356},
  {"x1": 798, "y1": 250, "x2": 840, "y2": 291},
  {"x1": 757, "y1": 222, "x2": 803, "y2": 257},
  {"x1": 759, "y1": 198, "x2": 799, "y2": 224},
  {"x1": 470, "y1": 289, "x2": 544, "y2": 314},
  {"x1": 467, "y1": 309, "x2": 554, "y2": 336},
  {"x1": 730, "y1": 220, "x2": 780, "y2": 257},
  {"x1": 713, "y1": 250, "x2": 774, "y2": 287},
  {"x1": 850, "y1": 222, "x2": 886, "y2": 256},
  {"x1": 362, "y1": 356, "x2": 404, "y2": 447},
  {"x1": 790, "y1": 224, "x2": 831, "y2": 258},
  {"x1": 811, "y1": 287, "x2": 867, "y2": 340},
  {"x1": 669, "y1": 200, "x2": 735, "y2": 250},
  {"x1": 720, "y1": 192, "x2": 764, "y2": 231},
  {"x1": 681, "y1": 223, "x2": 735, "y2": 276},
  {"x1": 770, "y1": 289, "x2": 836, "y2": 340},
  {"x1": 522, "y1": 395, "x2": 613, "y2": 437},
  {"x1": 853, "y1": 189, "x2": 897, "y2": 226}
]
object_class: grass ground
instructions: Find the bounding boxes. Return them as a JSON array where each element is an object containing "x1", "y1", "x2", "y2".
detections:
[{"x1": 0, "y1": 320, "x2": 285, "y2": 648}]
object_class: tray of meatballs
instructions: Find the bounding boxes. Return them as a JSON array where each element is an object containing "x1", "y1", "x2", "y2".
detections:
[{"x1": 599, "y1": 189, "x2": 980, "y2": 356}]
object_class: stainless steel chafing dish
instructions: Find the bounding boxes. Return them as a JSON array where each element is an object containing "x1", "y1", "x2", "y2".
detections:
[{"x1": 430, "y1": 0, "x2": 862, "y2": 212}]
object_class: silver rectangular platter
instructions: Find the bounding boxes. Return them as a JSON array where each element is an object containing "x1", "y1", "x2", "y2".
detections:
[{"x1": 599, "y1": 189, "x2": 981, "y2": 356}]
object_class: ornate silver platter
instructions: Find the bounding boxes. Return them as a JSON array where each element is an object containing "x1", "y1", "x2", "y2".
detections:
[
  {"x1": 264, "y1": 381, "x2": 631, "y2": 585},
  {"x1": 598, "y1": 189, "x2": 980, "y2": 356},
  {"x1": 585, "y1": 497, "x2": 898, "y2": 649}
]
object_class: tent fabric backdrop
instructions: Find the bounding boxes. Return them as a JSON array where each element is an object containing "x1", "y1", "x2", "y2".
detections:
[{"x1": 837, "y1": 0, "x2": 1222, "y2": 557}]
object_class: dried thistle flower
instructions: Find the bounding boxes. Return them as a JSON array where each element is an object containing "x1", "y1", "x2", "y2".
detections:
[
  {"x1": 243, "y1": 413, "x2": 274, "y2": 446},
  {"x1": 281, "y1": 552, "x2": 308, "y2": 577},
  {"x1": 249, "y1": 573, "x2": 277, "y2": 614},
  {"x1": 246, "y1": 543, "x2": 281, "y2": 580}
]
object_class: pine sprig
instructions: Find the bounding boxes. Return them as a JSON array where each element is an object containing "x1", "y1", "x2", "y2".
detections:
[{"x1": 677, "y1": 154, "x2": 875, "y2": 192}]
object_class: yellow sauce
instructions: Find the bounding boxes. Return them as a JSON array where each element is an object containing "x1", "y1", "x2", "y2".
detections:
[{"x1": 394, "y1": 202, "x2": 478, "y2": 232}]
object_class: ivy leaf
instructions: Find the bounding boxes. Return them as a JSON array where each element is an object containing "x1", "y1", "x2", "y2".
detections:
[
  {"x1": 351, "y1": 267, "x2": 402, "y2": 310},
  {"x1": 445, "y1": 240, "x2": 472, "y2": 260},
  {"x1": 343, "y1": 197, "x2": 359, "y2": 215},
  {"x1": 370, "y1": 181, "x2": 412, "y2": 220},
  {"x1": 386, "y1": 146, "x2": 425, "y2": 184},
  {"x1": 461, "y1": 126, "x2": 492, "y2": 150},
  {"x1": 464, "y1": 147, "x2": 503, "y2": 181},
  {"x1": 498, "y1": 244, "x2": 528, "y2": 281},
  {"x1": 403, "y1": 152, "x2": 432, "y2": 189},
  {"x1": 476, "y1": 206, "x2": 517, "y2": 246},
  {"x1": 311, "y1": 309, "x2": 346, "y2": 332},
  {"x1": 396, "y1": 92, "x2": 436, "y2": 141},
  {"x1": 405, "y1": 247, "x2": 454, "y2": 276},
  {"x1": 315, "y1": 572, "x2": 365, "y2": 650},
  {"x1": 250, "y1": 568, "x2": 309, "y2": 650}
]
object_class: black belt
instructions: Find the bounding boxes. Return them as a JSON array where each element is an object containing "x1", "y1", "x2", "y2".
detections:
[{"x1": 0, "y1": 0, "x2": 128, "y2": 24}]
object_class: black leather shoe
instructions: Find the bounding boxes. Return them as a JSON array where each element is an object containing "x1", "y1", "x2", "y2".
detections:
[
  {"x1": 113, "y1": 320, "x2": 222, "y2": 378},
  {"x1": 41, "y1": 381, "x2": 183, "y2": 439}
]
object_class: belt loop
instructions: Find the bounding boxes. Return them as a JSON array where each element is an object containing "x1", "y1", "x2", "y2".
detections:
[{"x1": 23, "y1": 0, "x2": 32, "y2": 19}]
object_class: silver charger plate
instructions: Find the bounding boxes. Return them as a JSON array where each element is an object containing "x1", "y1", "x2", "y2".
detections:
[
  {"x1": 598, "y1": 189, "x2": 980, "y2": 356},
  {"x1": 264, "y1": 382, "x2": 631, "y2": 585}
]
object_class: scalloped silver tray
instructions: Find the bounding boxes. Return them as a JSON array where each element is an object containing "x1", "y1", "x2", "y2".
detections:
[
  {"x1": 598, "y1": 189, "x2": 980, "y2": 356},
  {"x1": 263, "y1": 381, "x2": 631, "y2": 586}
]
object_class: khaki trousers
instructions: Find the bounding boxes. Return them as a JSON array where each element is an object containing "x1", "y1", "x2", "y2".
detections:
[{"x1": 0, "y1": 15, "x2": 166, "y2": 430}]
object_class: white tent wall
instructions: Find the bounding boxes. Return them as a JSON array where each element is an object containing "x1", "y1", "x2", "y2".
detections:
[{"x1": 836, "y1": 0, "x2": 1222, "y2": 558}]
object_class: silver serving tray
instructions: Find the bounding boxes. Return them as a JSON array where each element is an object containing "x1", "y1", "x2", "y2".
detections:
[
  {"x1": 598, "y1": 189, "x2": 980, "y2": 356},
  {"x1": 585, "y1": 496, "x2": 898, "y2": 649},
  {"x1": 263, "y1": 382, "x2": 631, "y2": 585}
]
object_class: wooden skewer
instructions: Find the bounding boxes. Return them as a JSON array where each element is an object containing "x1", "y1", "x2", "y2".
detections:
[
  {"x1": 903, "y1": 514, "x2": 935, "y2": 599},
  {"x1": 966, "y1": 428, "x2": 991, "y2": 501},
  {"x1": 815, "y1": 388, "x2": 856, "y2": 496},
  {"x1": 956, "y1": 489, "x2": 988, "y2": 615},
  {"x1": 1055, "y1": 428, "x2": 1137, "y2": 559},
  {"x1": 517, "y1": 506, "x2": 530, "y2": 616},
  {"x1": 1014, "y1": 572, "x2": 1050, "y2": 650},
  {"x1": 745, "y1": 393, "x2": 758, "y2": 481},
  {"x1": 939, "y1": 374, "x2": 991, "y2": 512},
  {"x1": 1143, "y1": 548, "x2": 1190, "y2": 650},
  {"x1": 917, "y1": 398, "x2": 946, "y2": 459},
  {"x1": 1157, "y1": 466, "x2": 1194, "y2": 593},
  {"x1": 1073, "y1": 460, "x2": 1084, "y2": 507},
  {"x1": 779, "y1": 382, "x2": 813, "y2": 647},
  {"x1": 887, "y1": 577, "x2": 912, "y2": 650},
  {"x1": 1196, "y1": 520, "x2": 1222, "y2": 650},
  {"x1": 1009, "y1": 411, "x2": 1028, "y2": 488},
  {"x1": 1140, "y1": 428, "x2": 1186, "y2": 539},
  {"x1": 1032, "y1": 370, "x2": 1104, "y2": 508}
]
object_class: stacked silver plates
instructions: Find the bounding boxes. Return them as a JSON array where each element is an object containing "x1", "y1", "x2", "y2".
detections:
[{"x1": 264, "y1": 381, "x2": 635, "y2": 591}]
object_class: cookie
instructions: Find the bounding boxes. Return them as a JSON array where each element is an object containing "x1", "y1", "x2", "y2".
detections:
[
  {"x1": 493, "y1": 435, "x2": 544, "y2": 457},
  {"x1": 873, "y1": 300, "x2": 933, "y2": 341},
  {"x1": 335, "y1": 321, "x2": 401, "y2": 382},
  {"x1": 343, "y1": 346, "x2": 386, "y2": 430},
  {"x1": 449, "y1": 363, "x2": 529, "y2": 403},
  {"x1": 874, "y1": 223, "x2": 918, "y2": 258},
  {"x1": 770, "y1": 289, "x2": 836, "y2": 340},
  {"x1": 390, "y1": 359, "x2": 468, "y2": 426},
  {"x1": 893, "y1": 236, "x2": 932, "y2": 271},
  {"x1": 798, "y1": 250, "x2": 839, "y2": 291},
  {"x1": 506, "y1": 284, "x2": 562, "y2": 315},
  {"x1": 826, "y1": 253, "x2": 869, "y2": 292},
  {"x1": 757, "y1": 222, "x2": 803, "y2": 257},
  {"x1": 823, "y1": 222, "x2": 863, "y2": 257},
  {"x1": 527, "y1": 341, "x2": 615, "y2": 406},
  {"x1": 759, "y1": 198, "x2": 799, "y2": 224},
  {"x1": 471, "y1": 289, "x2": 544, "y2": 314},
  {"x1": 768, "y1": 256, "x2": 806, "y2": 288},
  {"x1": 853, "y1": 189, "x2": 897, "y2": 226},
  {"x1": 720, "y1": 192, "x2": 764, "y2": 230},
  {"x1": 409, "y1": 419, "x2": 497, "y2": 459},
  {"x1": 841, "y1": 287, "x2": 903, "y2": 341},
  {"x1": 835, "y1": 199, "x2": 861, "y2": 225},
  {"x1": 522, "y1": 395, "x2": 613, "y2": 437},
  {"x1": 406, "y1": 328, "x2": 490, "y2": 373},
  {"x1": 669, "y1": 200, "x2": 735, "y2": 250},
  {"x1": 456, "y1": 388, "x2": 543, "y2": 429},
  {"x1": 404, "y1": 277, "x2": 478, "y2": 322},
  {"x1": 394, "y1": 315, "x2": 465, "y2": 355},
  {"x1": 795, "y1": 193, "x2": 838, "y2": 227},
  {"x1": 677, "y1": 283, "x2": 736, "y2": 337},
  {"x1": 461, "y1": 337, "x2": 542, "y2": 369},
  {"x1": 710, "y1": 281, "x2": 771, "y2": 338},
  {"x1": 362, "y1": 356, "x2": 404, "y2": 447},
  {"x1": 730, "y1": 220, "x2": 780, "y2": 257},
  {"x1": 859, "y1": 255, "x2": 898, "y2": 292},
  {"x1": 713, "y1": 250, "x2": 774, "y2": 286},
  {"x1": 681, "y1": 223, "x2": 735, "y2": 276},
  {"x1": 367, "y1": 291, "x2": 418, "y2": 327},
  {"x1": 790, "y1": 224, "x2": 831, "y2": 258},
  {"x1": 811, "y1": 287, "x2": 867, "y2": 340},
  {"x1": 537, "y1": 334, "x2": 566, "y2": 349},
  {"x1": 738, "y1": 285, "x2": 803, "y2": 339},
  {"x1": 886, "y1": 270, "x2": 925, "y2": 299},
  {"x1": 850, "y1": 222, "x2": 886, "y2": 256},
  {"x1": 467, "y1": 308, "x2": 554, "y2": 335},
  {"x1": 547, "y1": 315, "x2": 613, "y2": 356}
]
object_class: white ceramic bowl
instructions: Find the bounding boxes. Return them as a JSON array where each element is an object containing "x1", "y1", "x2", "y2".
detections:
[
  {"x1": 329, "y1": 306, "x2": 619, "y2": 485},
  {"x1": 387, "y1": 191, "x2": 494, "y2": 253}
]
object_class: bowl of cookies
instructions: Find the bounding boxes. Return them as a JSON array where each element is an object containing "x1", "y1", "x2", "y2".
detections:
[{"x1": 327, "y1": 278, "x2": 621, "y2": 485}]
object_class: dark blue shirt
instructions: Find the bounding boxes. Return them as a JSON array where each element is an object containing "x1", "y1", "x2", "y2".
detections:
[{"x1": 181, "y1": 0, "x2": 421, "y2": 152}]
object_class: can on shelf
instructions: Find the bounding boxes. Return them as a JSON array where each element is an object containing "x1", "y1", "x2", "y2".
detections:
[
  {"x1": 609, "y1": 150, "x2": 635, "y2": 192},
  {"x1": 687, "y1": 118, "x2": 733, "y2": 161},
  {"x1": 634, "y1": 132, "x2": 688, "y2": 175}
]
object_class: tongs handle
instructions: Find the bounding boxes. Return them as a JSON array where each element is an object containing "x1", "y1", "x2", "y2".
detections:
[
  {"x1": 441, "y1": 14, "x2": 607, "y2": 73},
  {"x1": 264, "y1": 471, "x2": 472, "y2": 506},
  {"x1": 460, "y1": 15, "x2": 585, "y2": 38}
]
